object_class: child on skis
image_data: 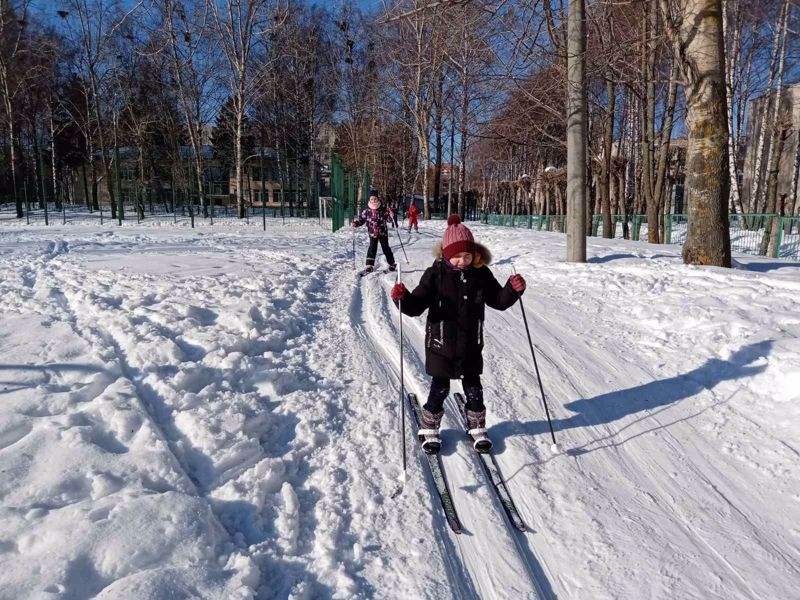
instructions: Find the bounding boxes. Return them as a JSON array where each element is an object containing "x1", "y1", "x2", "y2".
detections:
[
  {"x1": 406, "y1": 203, "x2": 421, "y2": 233},
  {"x1": 390, "y1": 215, "x2": 526, "y2": 454},
  {"x1": 352, "y1": 191, "x2": 397, "y2": 273}
]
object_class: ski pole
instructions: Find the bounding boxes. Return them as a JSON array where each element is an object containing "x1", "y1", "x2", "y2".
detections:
[
  {"x1": 512, "y1": 265, "x2": 559, "y2": 454},
  {"x1": 394, "y1": 222, "x2": 409, "y2": 264},
  {"x1": 397, "y1": 263, "x2": 407, "y2": 482}
]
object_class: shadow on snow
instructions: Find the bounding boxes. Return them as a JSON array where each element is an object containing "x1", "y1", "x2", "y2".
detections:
[{"x1": 488, "y1": 340, "x2": 772, "y2": 455}]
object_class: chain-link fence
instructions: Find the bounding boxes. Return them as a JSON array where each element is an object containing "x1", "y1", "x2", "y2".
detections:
[{"x1": 479, "y1": 212, "x2": 800, "y2": 260}]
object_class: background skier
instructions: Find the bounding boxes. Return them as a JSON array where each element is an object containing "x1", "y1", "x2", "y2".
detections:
[
  {"x1": 406, "y1": 203, "x2": 421, "y2": 233},
  {"x1": 390, "y1": 215, "x2": 526, "y2": 453},
  {"x1": 352, "y1": 191, "x2": 397, "y2": 273}
]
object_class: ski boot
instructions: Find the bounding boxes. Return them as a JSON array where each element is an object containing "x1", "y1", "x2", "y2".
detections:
[
  {"x1": 418, "y1": 408, "x2": 444, "y2": 454},
  {"x1": 466, "y1": 409, "x2": 492, "y2": 453},
  {"x1": 388, "y1": 263, "x2": 397, "y2": 272}
]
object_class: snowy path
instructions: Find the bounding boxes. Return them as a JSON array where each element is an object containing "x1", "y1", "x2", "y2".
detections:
[
  {"x1": 350, "y1": 225, "x2": 800, "y2": 600},
  {"x1": 1, "y1": 221, "x2": 798, "y2": 599},
  {"x1": 351, "y1": 232, "x2": 552, "y2": 600}
]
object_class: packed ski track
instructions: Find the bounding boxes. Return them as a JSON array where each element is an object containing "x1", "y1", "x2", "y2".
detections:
[{"x1": 0, "y1": 219, "x2": 798, "y2": 599}]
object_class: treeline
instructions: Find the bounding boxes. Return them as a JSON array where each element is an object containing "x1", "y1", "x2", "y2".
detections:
[
  {"x1": 0, "y1": 0, "x2": 337, "y2": 219},
  {"x1": 1, "y1": 1, "x2": 797, "y2": 247}
]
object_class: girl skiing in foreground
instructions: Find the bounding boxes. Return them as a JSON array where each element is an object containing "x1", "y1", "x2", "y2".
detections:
[
  {"x1": 352, "y1": 191, "x2": 397, "y2": 273},
  {"x1": 390, "y1": 215, "x2": 526, "y2": 454}
]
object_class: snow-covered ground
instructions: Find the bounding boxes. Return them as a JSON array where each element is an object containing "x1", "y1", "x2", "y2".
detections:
[{"x1": 0, "y1": 219, "x2": 798, "y2": 600}]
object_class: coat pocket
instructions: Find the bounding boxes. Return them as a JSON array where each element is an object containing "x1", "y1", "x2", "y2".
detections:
[{"x1": 426, "y1": 320, "x2": 456, "y2": 359}]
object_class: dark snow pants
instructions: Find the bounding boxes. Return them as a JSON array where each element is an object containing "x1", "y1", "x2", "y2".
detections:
[
  {"x1": 366, "y1": 235, "x2": 395, "y2": 267},
  {"x1": 425, "y1": 375, "x2": 484, "y2": 414}
]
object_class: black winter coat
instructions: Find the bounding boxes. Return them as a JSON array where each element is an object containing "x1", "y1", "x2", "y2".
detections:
[{"x1": 396, "y1": 259, "x2": 520, "y2": 379}]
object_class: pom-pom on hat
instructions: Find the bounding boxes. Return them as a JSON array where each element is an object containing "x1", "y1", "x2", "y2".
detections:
[{"x1": 441, "y1": 214, "x2": 476, "y2": 260}]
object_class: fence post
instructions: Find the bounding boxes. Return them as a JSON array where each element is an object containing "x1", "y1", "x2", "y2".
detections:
[{"x1": 667, "y1": 215, "x2": 672, "y2": 244}]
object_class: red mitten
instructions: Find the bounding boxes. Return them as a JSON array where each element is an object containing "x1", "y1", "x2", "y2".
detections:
[
  {"x1": 509, "y1": 274, "x2": 526, "y2": 293},
  {"x1": 351, "y1": 219, "x2": 358, "y2": 227},
  {"x1": 391, "y1": 283, "x2": 407, "y2": 302}
]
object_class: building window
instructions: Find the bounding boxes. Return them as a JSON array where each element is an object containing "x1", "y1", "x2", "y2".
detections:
[
  {"x1": 204, "y1": 167, "x2": 225, "y2": 182},
  {"x1": 251, "y1": 164, "x2": 273, "y2": 181}
]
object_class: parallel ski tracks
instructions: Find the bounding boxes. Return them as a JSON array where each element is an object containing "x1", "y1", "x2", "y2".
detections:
[
  {"x1": 354, "y1": 245, "x2": 553, "y2": 600},
  {"x1": 348, "y1": 277, "x2": 479, "y2": 600}
]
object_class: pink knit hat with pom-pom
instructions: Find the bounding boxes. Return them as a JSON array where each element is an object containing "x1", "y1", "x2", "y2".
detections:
[{"x1": 441, "y1": 215, "x2": 476, "y2": 260}]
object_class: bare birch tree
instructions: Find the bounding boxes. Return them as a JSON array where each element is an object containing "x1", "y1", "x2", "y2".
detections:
[
  {"x1": 211, "y1": 0, "x2": 282, "y2": 218},
  {"x1": 160, "y1": 0, "x2": 215, "y2": 217},
  {"x1": 566, "y1": 0, "x2": 587, "y2": 262},
  {"x1": 660, "y1": 0, "x2": 731, "y2": 266}
]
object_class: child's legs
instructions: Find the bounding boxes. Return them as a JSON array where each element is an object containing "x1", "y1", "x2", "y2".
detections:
[
  {"x1": 366, "y1": 237, "x2": 379, "y2": 266},
  {"x1": 424, "y1": 376, "x2": 450, "y2": 414},
  {"x1": 378, "y1": 235, "x2": 396, "y2": 265},
  {"x1": 462, "y1": 374, "x2": 485, "y2": 412}
]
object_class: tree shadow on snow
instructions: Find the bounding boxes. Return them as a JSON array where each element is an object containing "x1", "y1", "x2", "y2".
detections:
[
  {"x1": 493, "y1": 254, "x2": 523, "y2": 267},
  {"x1": 732, "y1": 258, "x2": 800, "y2": 273},
  {"x1": 0, "y1": 363, "x2": 112, "y2": 395},
  {"x1": 587, "y1": 252, "x2": 673, "y2": 264},
  {"x1": 488, "y1": 340, "x2": 773, "y2": 456}
]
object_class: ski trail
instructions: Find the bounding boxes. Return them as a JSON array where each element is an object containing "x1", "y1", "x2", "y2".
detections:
[
  {"x1": 366, "y1": 250, "x2": 558, "y2": 600},
  {"x1": 355, "y1": 256, "x2": 548, "y2": 600},
  {"x1": 477, "y1": 259, "x2": 794, "y2": 599},
  {"x1": 29, "y1": 234, "x2": 383, "y2": 598},
  {"x1": 346, "y1": 274, "x2": 479, "y2": 600}
]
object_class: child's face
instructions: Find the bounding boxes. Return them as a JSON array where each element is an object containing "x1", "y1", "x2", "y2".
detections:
[{"x1": 449, "y1": 252, "x2": 473, "y2": 269}]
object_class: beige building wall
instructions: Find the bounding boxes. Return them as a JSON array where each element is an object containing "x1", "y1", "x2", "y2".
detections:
[{"x1": 741, "y1": 83, "x2": 800, "y2": 214}]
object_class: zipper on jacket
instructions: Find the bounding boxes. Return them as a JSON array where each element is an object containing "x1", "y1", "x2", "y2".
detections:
[{"x1": 477, "y1": 320, "x2": 482, "y2": 344}]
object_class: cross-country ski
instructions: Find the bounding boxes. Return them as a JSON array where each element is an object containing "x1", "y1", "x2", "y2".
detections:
[
  {"x1": 452, "y1": 392, "x2": 527, "y2": 532},
  {"x1": 407, "y1": 393, "x2": 462, "y2": 534}
]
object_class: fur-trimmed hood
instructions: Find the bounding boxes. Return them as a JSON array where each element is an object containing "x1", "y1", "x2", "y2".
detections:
[{"x1": 432, "y1": 240, "x2": 493, "y2": 267}]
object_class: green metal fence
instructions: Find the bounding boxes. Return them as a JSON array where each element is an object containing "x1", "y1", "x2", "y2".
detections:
[
  {"x1": 728, "y1": 213, "x2": 769, "y2": 256},
  {"x1": 430, "y1": 209, "x2": 481, "y2": 221},
  {"x1": 482, "y1": 213, "x2": 566, "y2": 232},
  {"x1": 776, "y1": 216, "x2": 800, "y2": 259},
  {"x1": 588, "y1": 214, "x2": 653, "y2": 240},
  {"x1": 330, "y1": 153, "x2": 369, "y2": 233},
  {"x1": 480, "y1": 212, "x2": 800, "y2": 260}
]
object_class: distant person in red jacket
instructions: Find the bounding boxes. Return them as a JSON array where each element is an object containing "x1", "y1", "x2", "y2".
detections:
[{"x1": 406, "y1": 204, "x2": 421, "y2": 233}]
